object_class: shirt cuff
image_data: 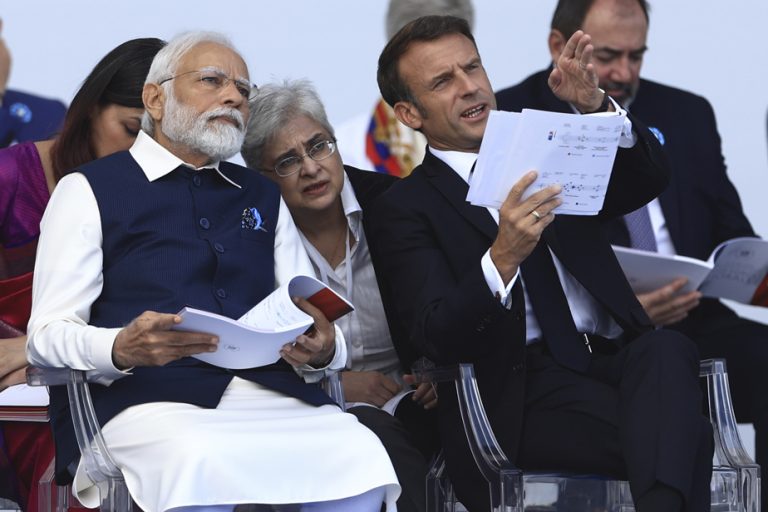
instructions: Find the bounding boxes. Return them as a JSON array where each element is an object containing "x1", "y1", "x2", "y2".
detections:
[
  {"x1": 88, "y1": 327, "x2": 133, "y2": 384},
  {"x1": 296, "y1": 324, "x2": 347, "y2": 382},
  {"x1": 481, "y1": 249, "x2": 519, "y2": 309},
  {"x1": 588, "y1": 97, "x2": 636, "y2": 148}
]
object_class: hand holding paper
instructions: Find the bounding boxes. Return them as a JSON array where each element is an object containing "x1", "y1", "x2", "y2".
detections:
[
  {"x1": 279, "y1": 296, "x2": 336, "y2": 368},
  {"x1": 175, "y1": 275, "x2": 354, "y2": 370},
  {"x1": 490, "y1": 171, "x2": 561, "y2": 284}
]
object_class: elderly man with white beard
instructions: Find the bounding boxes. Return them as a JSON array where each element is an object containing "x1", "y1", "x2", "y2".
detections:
[{"x1": 26, "y1": 32, "x2": 399, "y2": 512}]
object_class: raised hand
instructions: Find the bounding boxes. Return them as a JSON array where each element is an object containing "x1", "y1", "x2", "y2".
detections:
[{"x1": 548, "y1": 30, "x2": 608, "y2": 114}]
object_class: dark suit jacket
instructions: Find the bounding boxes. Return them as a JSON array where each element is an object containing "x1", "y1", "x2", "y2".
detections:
[
  {"x1": 497, "y1": 69, "x2": 756, "y2": 331},
  {"x1": 368, "y1": 108, "x2": 670, "y2": 508},
  {"x1": 344, "y1": 165, "x2": 415, "y2": 367}
]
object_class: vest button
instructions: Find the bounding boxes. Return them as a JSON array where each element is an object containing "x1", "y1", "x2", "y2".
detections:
[
  {"x1": 214, "y1": 242, "x2": 225, "y2": 253},
  {"x1": 216, "y1": 289, "x2": 227, "y2": 299},
  {"x1": 199, "y1": 218, "x2": 210, "y2": 229},
  {"x1": 193, "y1": 175, "x2": 202, "y2": 186}
]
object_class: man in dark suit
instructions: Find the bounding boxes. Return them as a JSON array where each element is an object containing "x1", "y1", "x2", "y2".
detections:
[
  {"x1": 371, "y1": 14, "x2": 713, "y2": 512},
  {"x1": 496, "y1": 1, "x2": 768, "y2": 507}
]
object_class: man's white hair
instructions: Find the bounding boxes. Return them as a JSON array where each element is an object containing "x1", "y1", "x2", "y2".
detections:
[{"x1": 141, "y1": 31, "x2": 240, "y2": 135}]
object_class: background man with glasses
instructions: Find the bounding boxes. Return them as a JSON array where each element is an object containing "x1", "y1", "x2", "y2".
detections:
[
  {"x1": 27, "y1": 32, "x2": 399, "y2": 512},
  {"x1": 242, "y1": 78, "x2": 439, "y2": 512}
]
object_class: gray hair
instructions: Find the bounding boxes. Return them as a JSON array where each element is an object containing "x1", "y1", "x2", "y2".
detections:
[
  {"x1": 385, "y1": 0, "x2": 475, "y2": 39},
  {"x1": 241, "y1": 79, "x2": 334, "y2": 170},
  {"x1": 141, "y1": 31, "x2": 239, "y2": 135}
]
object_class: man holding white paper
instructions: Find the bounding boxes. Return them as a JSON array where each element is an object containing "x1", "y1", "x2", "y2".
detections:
[
  {"x1": 26, "y1": 32, "x2": 399, "y2": 512},
  {"x1": 372, "y1": 14, "x2": 711, "y2": 512}
]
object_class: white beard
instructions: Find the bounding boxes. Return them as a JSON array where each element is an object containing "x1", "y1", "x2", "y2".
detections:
[{"x1": 161, "y1": 89, "x2": 245, "y2": 162}]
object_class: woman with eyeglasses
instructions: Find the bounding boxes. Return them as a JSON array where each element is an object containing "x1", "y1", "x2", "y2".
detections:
[
  {"x1": 0, "y1": 37, "x2": 165, "y2": 510},
  {"x1": 242, "y1": 79, "x2": 439, "y2": 512}
]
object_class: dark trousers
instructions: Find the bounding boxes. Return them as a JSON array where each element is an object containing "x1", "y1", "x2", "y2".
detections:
[
  {"x1": 516, "y1": 330, "x2": 713, "y2": 511},
  {"x1": 675, "y1": 301, "x2": 768, "y2": 509},
  {"x1": 348, "y1": 401, "x2": 439, "y2": 512}
]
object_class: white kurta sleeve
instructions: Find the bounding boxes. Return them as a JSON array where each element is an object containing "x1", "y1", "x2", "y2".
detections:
[{"x1": 26, "y1": 173, "x2": 130, "y2": 385}]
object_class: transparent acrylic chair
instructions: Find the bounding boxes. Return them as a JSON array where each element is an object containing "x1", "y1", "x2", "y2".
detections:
[
  {"x1": 27, "y1": 367, "x2": 132, "y2": 512},
  {"x1": 416, "y1": 358, "x2": 761, "y2": 512},
  {"x1": 26, "y1": 367, "x2": 347, "y2": 512}
]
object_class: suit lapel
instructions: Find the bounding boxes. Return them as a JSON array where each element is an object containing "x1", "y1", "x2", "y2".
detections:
[{"x1": 422, "y1": 151, "x2": 497, "y2": 241}]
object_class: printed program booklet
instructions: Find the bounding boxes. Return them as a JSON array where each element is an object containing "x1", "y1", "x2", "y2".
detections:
[
  {"x1": 174, "y1": 275, "x2": 354, "y2": 369},
  {"x1": 613, "y1": 237, "x2": 768, "y2": 306}
]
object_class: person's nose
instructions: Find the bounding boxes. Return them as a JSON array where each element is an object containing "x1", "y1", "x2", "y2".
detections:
[
  {"x1": 220, "y1": 78, "x2": 246, "y2": 107},
  {"x1": 299, "y1": 154, "x2": 322, "y2": 177},
  {"x1": 610, "y1": 55, "x2": 633, "y2": 83},
  {"x1": 457, "y1": 70, "x2": 480, "y2": 97}
]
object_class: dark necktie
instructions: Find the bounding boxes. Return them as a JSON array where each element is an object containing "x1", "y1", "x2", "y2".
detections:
[
  {"x1": 624, "y1": 205, "x2": 658, "y2": 251},
  {"x1": 520, "y1": 237, "x2": 591, "y2": 372}
]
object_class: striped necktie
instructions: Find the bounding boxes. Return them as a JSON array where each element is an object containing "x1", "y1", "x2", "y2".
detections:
[{"x1": 624, "y1": 205, "x2": 658, "y2": 251}]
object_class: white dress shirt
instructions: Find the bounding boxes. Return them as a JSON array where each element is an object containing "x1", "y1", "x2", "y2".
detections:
[
  {"x1": 297, "y1": 173, "x2": 403, "y2": 384},
  {"x1": 26, "y1": 130, "x2": 346, "y2": 384}
]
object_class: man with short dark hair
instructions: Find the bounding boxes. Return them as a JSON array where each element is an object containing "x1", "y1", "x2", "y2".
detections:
[
  {"x1": 497, "y1": 1, "x2": 768, "y2": 508},
  {"x1": 372, "y1": 14, "x2": 712, "y2": 512}
]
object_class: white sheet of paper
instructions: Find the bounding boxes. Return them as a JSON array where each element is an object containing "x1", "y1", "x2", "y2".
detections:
[
  {"x1": 469, "y1": 109, "x2": 624, "y2": 215},
  {"x1": 0, "y1": 384, "x2": 49, "y2": 407}
]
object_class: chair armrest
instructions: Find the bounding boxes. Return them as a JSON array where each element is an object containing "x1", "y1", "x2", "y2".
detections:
[
  {"x1": 26, "y1": 366, "x2": 123, "y2": 485},
  {"x1": 26, "y1": 366, "x2": 72, "y2": 387}
]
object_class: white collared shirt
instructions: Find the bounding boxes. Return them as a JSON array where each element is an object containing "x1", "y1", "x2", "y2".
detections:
[
  {"x1": 26, "y1": 131, "x2": 346, "y2": 383},
  {"x1": 297, "y1": 173, "x2": 402, "y2": 383}
]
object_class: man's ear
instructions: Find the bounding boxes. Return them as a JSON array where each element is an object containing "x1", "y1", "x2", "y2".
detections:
[
  {"x1": 548, "y1": 29, "x2": 567, "y2": 63},
  {"x1": 393, "y1": 101, "x2": 423, "y2": 131},
  {"x1": 142, "y1": 83, "x2": 165, "y2": 125}
]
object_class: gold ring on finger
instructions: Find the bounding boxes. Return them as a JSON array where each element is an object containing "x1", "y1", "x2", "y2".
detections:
[{"x1": 530, "y1": 210, "x2": 542, "y2": 221}]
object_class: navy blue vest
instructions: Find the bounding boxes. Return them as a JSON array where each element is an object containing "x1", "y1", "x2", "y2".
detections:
[{"x1": 50, "y1": 151, "x2": 333, "y2": 481}]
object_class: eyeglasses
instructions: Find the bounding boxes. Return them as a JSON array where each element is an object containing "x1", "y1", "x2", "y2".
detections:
[
  {"x1": 270, "y1": 139, "x2": 338, "y2": 177},
  {"x1": 158, "y1": 68, "x2": 258, "y2": 101}
]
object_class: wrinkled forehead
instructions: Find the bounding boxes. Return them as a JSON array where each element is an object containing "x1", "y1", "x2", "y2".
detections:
[
  {"x1": 178, "y1": 41, "x2": 249, "y2": 81},
  {"x1": 399, "y1": 34, "x2": 479, "y2": 87}
]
